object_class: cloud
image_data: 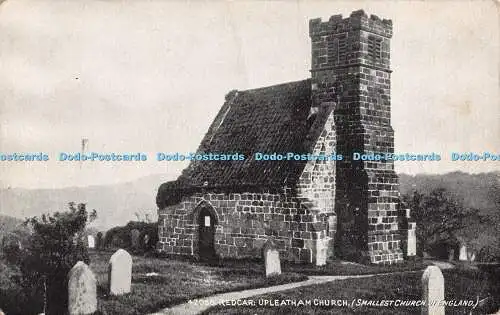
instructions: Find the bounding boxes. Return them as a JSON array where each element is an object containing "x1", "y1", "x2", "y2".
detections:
[{"x1": 0, "y1": 1, "x2": 498, "y2": 188}]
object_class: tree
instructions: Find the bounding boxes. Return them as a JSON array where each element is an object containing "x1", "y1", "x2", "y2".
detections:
[
  {"x1": 22, "y1": 202, "x2": 97, "y2": 315},
  {"x1": 402, "y1": 188, "x2": 478, "y2": 257},
  {"x1": 1, "y1": 229, "x2": 30, "y2": 265}
]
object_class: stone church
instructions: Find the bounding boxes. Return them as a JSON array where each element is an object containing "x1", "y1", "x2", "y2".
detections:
[{"x1": 156, "y1": 10, "x2": 415, "y2": 265}]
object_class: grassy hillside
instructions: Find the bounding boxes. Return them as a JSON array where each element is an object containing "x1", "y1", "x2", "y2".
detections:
[
  {"x1": 399, "y1": 171, "x2": 500, "y2": 216},
  {"x1": 0, "y1": 173, "x2": 176, "y2": 230},
  {"x1": 1, "y1": 171, "x2": 498, "y2": 231}
]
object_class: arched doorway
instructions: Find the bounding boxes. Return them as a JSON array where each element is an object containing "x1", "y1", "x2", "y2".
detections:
[{"x1": 198, "y1": 207, "x2": 216, "y2": 261}]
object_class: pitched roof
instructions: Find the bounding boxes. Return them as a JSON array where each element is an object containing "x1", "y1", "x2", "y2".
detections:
[{"x1": 157, "y1": 79, "x2": 315, "y2": 207}]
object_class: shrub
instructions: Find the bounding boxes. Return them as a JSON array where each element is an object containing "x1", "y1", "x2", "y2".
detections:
[
  {"x1": 103, "y1": 221, "x2": 158, "y2": 254},
  {"x1": 22, "y1": 202, "x2": 97, "y2": 315},
  {"x1": 103, "y1": 226, "x2": 131, "y2": 249}
]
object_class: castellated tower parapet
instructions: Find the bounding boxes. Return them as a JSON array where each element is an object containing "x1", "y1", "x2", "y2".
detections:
[
  {"x1": 309, "y1": 9, "x2": 393, "y2": 40},
  {"x1": 309, "y1": 10, "x2": 392, "y2": 76},
  {"x1": 310, "y1": 9, "x2": 404, "y2": 264}
]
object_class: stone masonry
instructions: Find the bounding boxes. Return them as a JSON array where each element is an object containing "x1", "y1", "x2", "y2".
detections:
[
  {"x1": 310, "y1": 10, "x2": 403, "y2": 263},
  {"x1": 158, "y1": 190, "x2": 332, "y2": 265},
  {"x1": 157, "y1": 10, "x2": 410, "y2": 265}
]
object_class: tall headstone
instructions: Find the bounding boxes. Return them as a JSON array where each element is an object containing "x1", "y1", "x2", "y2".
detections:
[
  {"x1": 131, "y1": 229, "x2": 140, "y2": 250},
  {"x1": 421, "y1": 266, "x2": 445, "y2": 315},
  {"x1": 263, "y1": 239, "x2": 281, "y2": 277},
  {"x1": 87, "y1": 235, "x2": 95, "y2": 249},
  {"x1": 313, "y1": 238, "x2": 328, "y2": 266},
  {"x1": 459, "y1": 244, "x2": 468, "y2": 261},
  {"x1": 68, "y1": 261, "x2": 97, "y2": 315},
  {"x1": 407, "y1": 222, "x2": 417, "y2": 257},
  {"x1": 108, "y1": 249, "x2": 132, "y2": 295}
]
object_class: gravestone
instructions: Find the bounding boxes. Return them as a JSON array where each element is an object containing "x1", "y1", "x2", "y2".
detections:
[
  {"x1": 131, "y1": 229, "x2": 140, "y2": 250},
  {"x1": 421, "y1": 266, "x2": 445, "y2": 315},
  {"x1": 448, "y1": 248, "x2": 455, "y2": 261},
  {"x1": 71, "y1": 232, "x2": 81, "y2": 246},
  {"x1": 314, "y1": 238, "x2": 328, "y2": 266},
  {"x1": 407, "y1": 222, "x2": 417, "y2": 257},
  {"x1": 68, "y1": 261, "x2": 97, "y2": 315},
  {"x1": 108, "y1": 249, "x2": 132, "y2": 295},
  {"x1": 263, "y1": 239, "x2": 281, "y2": 277},
  {"x1": 459, "y1": 244, "x2": 468, "y2": 261},
  {"x1": 87, "y1": 235, "x2": 95, "y2": 249}
]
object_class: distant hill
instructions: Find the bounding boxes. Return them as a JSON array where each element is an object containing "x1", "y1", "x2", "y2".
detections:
[
  {"x1": 0, "y1": 214, "x2": 23, "y2": 227},
  {"x1": 0, "y1": 173, "x2": 176, "y2": 231},
  {"x1": 1, "y1": 171, "x2": 498, "y2": 231},
  {"x1": 399, "y1": 171, "x2": 500, "y2": 216},
  {"x1": 0, "y1": 214, "x2": 25, "y2": 238}
]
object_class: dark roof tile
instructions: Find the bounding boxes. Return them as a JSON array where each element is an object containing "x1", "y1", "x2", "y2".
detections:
[{"x1": 157, "y1": 79, "x2": 314, "y2": 207}]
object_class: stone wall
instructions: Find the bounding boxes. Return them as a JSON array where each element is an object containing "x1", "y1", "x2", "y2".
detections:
[
  {"x1": 157, "y1": 190, "x2": 333, "y2": 265},
  {"x1": 296, "y1": 107, "x2": 337, "y2": 258},
  {"x1": 309, "y1": 10, "x2": 403, "y2": 264}
]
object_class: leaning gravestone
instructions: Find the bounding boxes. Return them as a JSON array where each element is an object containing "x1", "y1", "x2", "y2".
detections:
[
  {"x1": 68, "y1": 261, "x2": 97, "y2": 315},
  {"x1": 131, "y1": 229, "x2": 140, "y2": 250},
  {"x1": 108, "y1": 249, "x2": 132, "y2": 295},
  {"x1": 263, "y1": 239, "x2": 281, "y2": 277},
  {"x1": 421, "y1": 266, "x2": 445, "y2": 315}
]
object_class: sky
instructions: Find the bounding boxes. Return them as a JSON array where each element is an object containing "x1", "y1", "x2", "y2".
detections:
[{"x1": 0, "y1": 0, "x2": 498, "y2": 189}]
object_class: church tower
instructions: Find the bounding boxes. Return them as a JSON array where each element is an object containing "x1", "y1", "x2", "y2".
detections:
[{"x1": 309, "y1": 10, "x2": 404, "y2": 264}]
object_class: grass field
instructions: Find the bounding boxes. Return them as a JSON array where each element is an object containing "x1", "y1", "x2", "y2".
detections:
[
  {"x1": 203, "y1": 265, "x2": 499, "y2": 315},
  {"x1": 281, "y1": 258, "x2": 430, "y2": 276},
  {"x1": 0, "y1": 250, "x2": 306, "y2": 315},
  {"x1": 2, "y1": 249, "x2": 497, "y2": 315},
  {"x1": 90, "y1": 250, "x2": 307, "y2": 315}
]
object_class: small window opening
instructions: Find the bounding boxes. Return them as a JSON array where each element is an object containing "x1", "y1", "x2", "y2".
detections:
[{"x1": 368, "y1": 35, "x2": 382, "y2": 61}]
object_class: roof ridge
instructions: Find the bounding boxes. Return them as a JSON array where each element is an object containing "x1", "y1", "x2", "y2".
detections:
[{"x1": 238, "y1": 78, "x2": 310, "y2": 94}]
